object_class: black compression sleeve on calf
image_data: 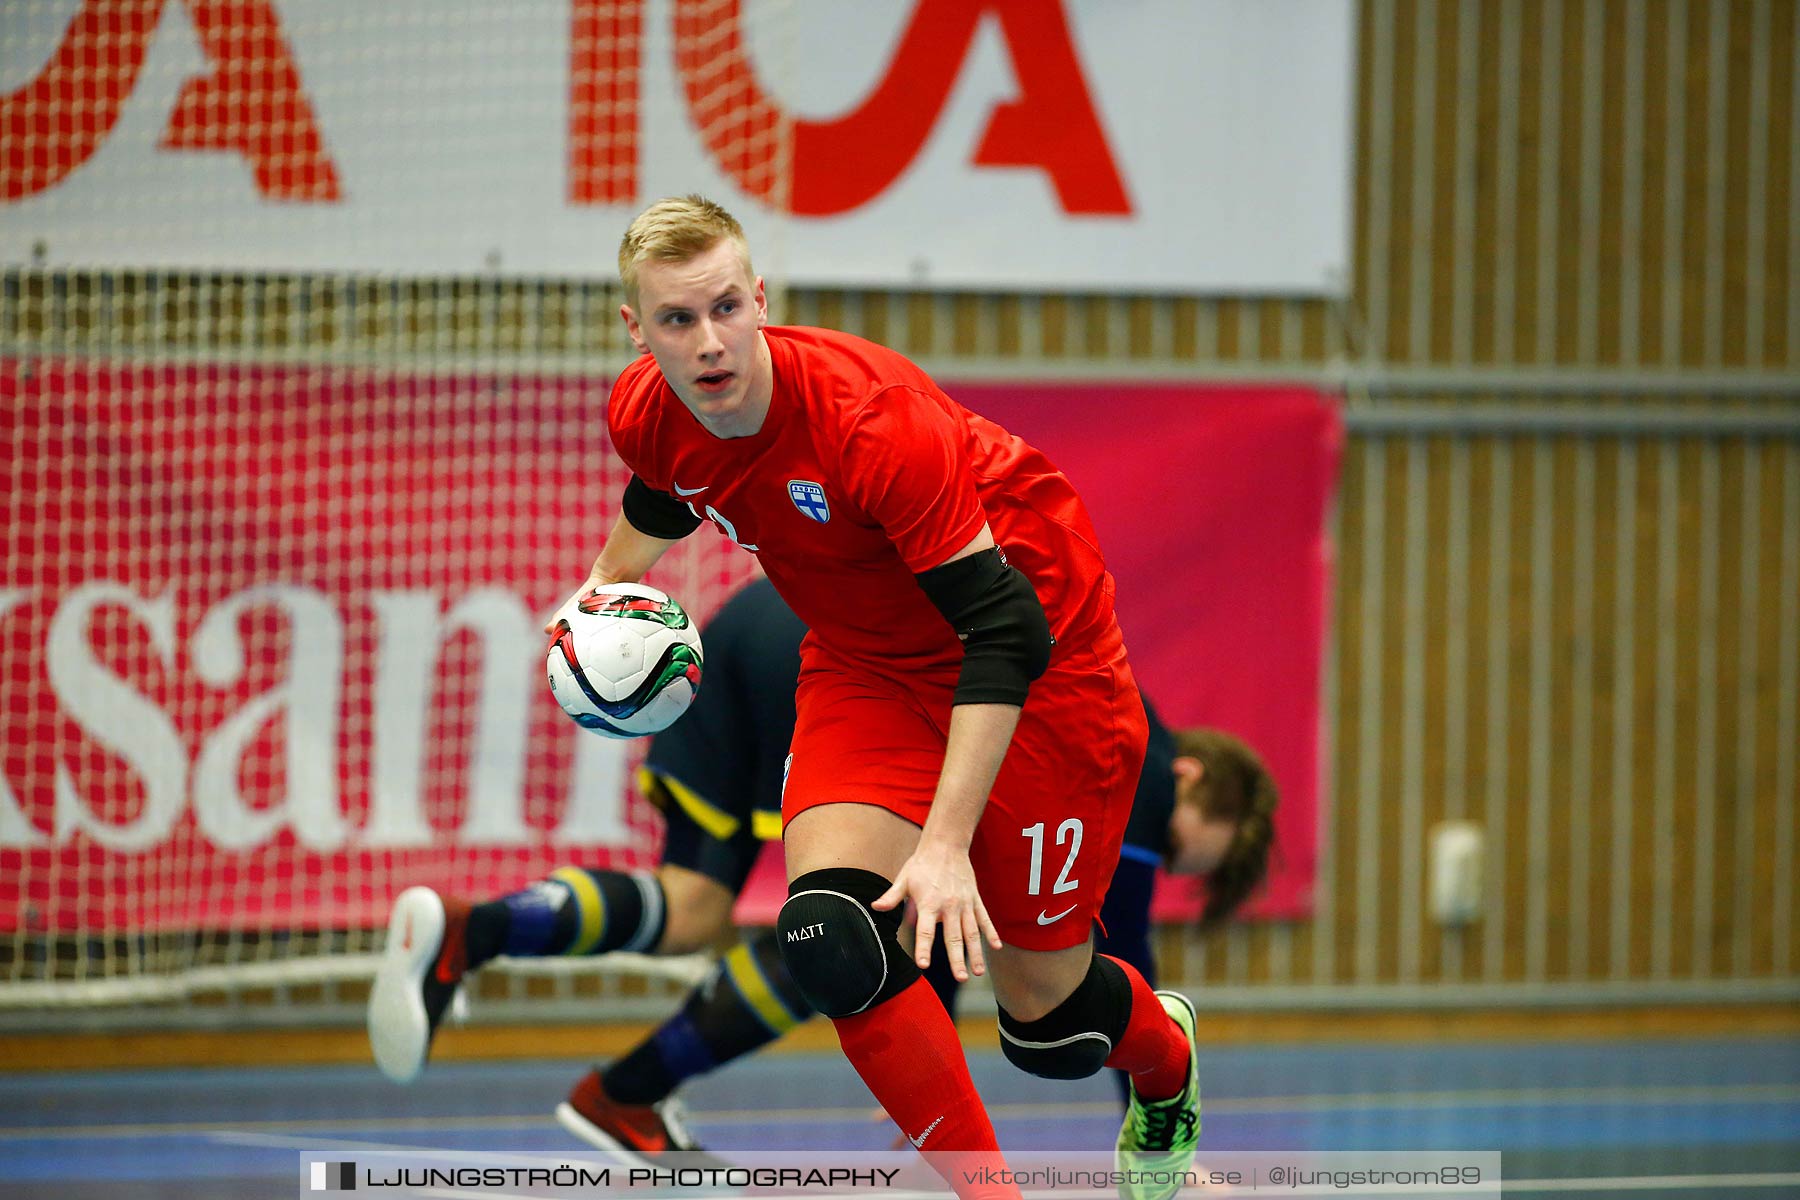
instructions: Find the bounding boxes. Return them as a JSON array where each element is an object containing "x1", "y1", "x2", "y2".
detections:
[
  {"x1": 997, "y1": 953, "x2": 1132, "y2": 1080},
  {"x1": 915, "y1": 547, "x2": 1054, "y2": 707},
  {"x1": 621, "y1": 474, "x2": 704, "y2": 539}
]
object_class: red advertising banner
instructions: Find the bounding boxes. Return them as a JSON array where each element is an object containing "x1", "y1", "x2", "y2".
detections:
[
  {"x1": 734, "y1": 383, "x2": 1340, "y2": 923},
  {"x1": 1, "y1": 362, "x2": 1337, "y2": 933},
  {"x1": 0, "y1": 359, "x2": 754, "y2": 933},
  {"x1": 947, "y1": 384, "x2": 1342, "y2": 920}
]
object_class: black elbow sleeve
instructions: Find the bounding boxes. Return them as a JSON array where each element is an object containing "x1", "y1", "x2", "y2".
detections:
[
  {"x1": 622, "y1": 475, "x2": 704, "y2": 539},
  {"x1": 916, "y1": 547, "x2": 1053, "y2": 707}
]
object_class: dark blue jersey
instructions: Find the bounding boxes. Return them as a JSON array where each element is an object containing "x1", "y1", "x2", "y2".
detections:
[{"x1": 1122, "y1": 697, "x2": 1176, "y2": 864}]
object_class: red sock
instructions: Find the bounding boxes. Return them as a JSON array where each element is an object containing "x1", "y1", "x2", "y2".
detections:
[
  {"x1": 1099, "y1": 955, "x2": 1189, "y2": 1101},
  {"x1": 832, "y1": 977, "x2": 1018, "y2": 1200}
]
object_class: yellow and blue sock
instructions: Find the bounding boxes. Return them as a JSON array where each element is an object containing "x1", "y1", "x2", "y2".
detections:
[
  {"x1": 602, "y1": 929, "x2": 813, "y2": 1104},
  {"x1": 464, "y1": 867, "x2": 667, "y2": 968}
]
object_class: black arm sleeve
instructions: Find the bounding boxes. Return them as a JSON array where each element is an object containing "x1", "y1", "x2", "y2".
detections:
[
  {"x1": 915, "y1": 547, "x2": 1054, "y2": 707},
  {"x1": 621, "y1": 475, "x2": 704, "y2": 540}
]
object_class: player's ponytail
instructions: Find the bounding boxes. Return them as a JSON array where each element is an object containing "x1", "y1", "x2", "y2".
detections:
[{"x1": 1172, "y1": 728, "x2": 1280, "y2": 930}]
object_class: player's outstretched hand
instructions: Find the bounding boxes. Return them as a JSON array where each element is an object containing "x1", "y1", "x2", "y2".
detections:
[{"x1": 873, "y1": 839, "x2": 1002, "y2": 983}]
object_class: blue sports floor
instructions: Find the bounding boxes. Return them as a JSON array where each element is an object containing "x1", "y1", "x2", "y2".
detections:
[{"x1": 2, "y1": 1035, "x2": 1796, "y2": 1199}]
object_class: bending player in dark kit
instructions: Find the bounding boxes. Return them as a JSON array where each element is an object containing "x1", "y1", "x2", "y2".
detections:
[
  {"x1": 369, "y1": 577, "x2": 1277, "y2": 1158},
  {"x1": 371, "y1": 195, "x2": 1276, "y2": 1198}
]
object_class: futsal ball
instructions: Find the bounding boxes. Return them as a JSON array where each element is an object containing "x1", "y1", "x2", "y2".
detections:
[{"x1": 547, "y1": 583, "x2": 703, "y2": 739}]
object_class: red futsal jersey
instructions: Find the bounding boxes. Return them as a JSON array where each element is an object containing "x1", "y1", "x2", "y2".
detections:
[
  {"x1": 607, "y1": 326, "x2": 1146, "y2": 950},
  {"x1": 606, "y1": 326, "x2": 1116, "y2": 683}
]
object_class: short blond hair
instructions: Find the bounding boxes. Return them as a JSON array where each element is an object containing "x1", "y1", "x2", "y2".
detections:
[{"x1": 618, "y1": 194, "x2": 754, "y2": 306}]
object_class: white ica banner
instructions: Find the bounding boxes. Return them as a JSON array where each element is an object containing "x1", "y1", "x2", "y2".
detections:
[{"x1": 0, "y1": 0, "x2": 1353, "y2": 293}]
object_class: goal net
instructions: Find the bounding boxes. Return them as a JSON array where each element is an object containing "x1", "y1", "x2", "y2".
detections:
[{"x1": 1, "y1": 0, "x2": 789, "y2": 1025}]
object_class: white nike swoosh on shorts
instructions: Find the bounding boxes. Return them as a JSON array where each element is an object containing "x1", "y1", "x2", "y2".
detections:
[
  {"x1": 673, "y1": 482, "x2": 707, "y2": 495},
  {"x1": 1037, "y1": 905, "x2": 1078, "y2": 925}
]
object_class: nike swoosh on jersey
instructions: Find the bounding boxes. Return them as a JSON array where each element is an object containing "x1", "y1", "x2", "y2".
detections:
[
  {"x1": 673, "y1": 482, "x2": 708, "y2": 496},
  {"x1": 1036, "y1": 905, "x2": 1078, "y2": 925}
]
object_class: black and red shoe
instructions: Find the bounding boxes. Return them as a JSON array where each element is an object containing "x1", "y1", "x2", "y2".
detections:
[
  {"x1": 555, "y1": 1070, "x2": 719, "y2": 1168},
  {"x1": 368, "y1": 886, "x2": 471, "y2": 1084}
]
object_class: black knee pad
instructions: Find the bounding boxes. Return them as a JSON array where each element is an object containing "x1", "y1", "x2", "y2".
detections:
[
  {"x1": 776, "y1": 868, "x2": 920, "y2": 1017},
  {"x1": 998, "y1": 953, "x2": 1132, "y2": 1080}
]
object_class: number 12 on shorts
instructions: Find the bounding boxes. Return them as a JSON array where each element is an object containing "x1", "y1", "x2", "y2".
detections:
[{"x1": 1022, "y1": 819, "x2": 1083, "y2": 896}]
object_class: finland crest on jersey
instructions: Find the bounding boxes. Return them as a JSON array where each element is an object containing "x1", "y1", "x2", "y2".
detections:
[{"x1": 787, "y1": 480, "x2": 830, "y2": 523}]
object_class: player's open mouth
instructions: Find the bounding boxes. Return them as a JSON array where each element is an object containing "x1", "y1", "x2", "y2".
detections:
[{"x1": 695, "y1": 371, "x2": 733, "y2": 394}]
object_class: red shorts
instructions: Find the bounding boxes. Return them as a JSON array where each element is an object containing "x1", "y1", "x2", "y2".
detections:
[{"x1": 781, "y1": 619, "x2": 1148, "y2": 951}]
